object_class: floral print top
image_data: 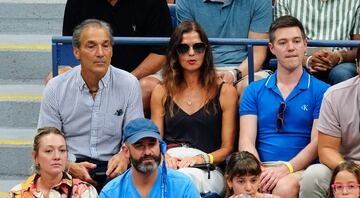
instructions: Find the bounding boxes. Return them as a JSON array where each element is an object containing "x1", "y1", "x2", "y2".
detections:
[{"x1": 7, "y1": 172, "x2": 98, "y2": 198}]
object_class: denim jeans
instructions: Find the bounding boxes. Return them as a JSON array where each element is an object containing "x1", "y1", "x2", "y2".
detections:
[{"x1": 314, "y1": 62, "x2": 357, "y2": 85}]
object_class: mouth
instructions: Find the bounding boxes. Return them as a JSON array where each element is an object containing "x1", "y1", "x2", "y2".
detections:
[
  {"x1": 51, "y1": 163, "x2": 63, "y2": 167},
  {"x1": 285, "y1": 55, "x2": 298, "y2": 58},
  {"x1": 187, "y1": 59, "x2": 196, "y2": 65}
]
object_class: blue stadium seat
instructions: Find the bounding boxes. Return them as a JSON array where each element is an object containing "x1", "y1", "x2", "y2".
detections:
[{"x1": 168, "y1": 4, "x2": 178, "y2": 29}]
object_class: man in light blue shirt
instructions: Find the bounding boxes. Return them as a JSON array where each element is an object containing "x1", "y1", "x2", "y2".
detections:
[
  {"x1": 38, "y1": 19, "x2": 144, "y2": 191},
  {"x1": 100, "y1": 118, "x2": 199, "y2": 198},
  {"x1": 176, "y1": 0, "x2": 272, "y2": 94}
]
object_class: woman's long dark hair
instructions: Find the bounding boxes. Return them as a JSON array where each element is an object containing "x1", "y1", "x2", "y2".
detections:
[{"x1": 162, "y1": 20, "x2": 218, "y2": 116}]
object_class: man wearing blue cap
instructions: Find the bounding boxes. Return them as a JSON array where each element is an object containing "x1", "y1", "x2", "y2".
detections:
[{"x1": 99, "y1": 118, "x2": 199, "y2": 198}]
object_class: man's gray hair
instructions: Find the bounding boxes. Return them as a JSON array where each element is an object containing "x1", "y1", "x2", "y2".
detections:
[{"x1": 72, "y1": 19, "x2": 114, "y2": 48}]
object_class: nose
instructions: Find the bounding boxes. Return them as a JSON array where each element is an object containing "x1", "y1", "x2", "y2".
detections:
[
  {"x1": 188, "y1": 46, "x2": 195, "y2": 56},
  {"x1": 245, "y1": 181, "x2": 252, "y2": 191},
  {"x1": 341, "y1": 186, "x2": 349, "y2": 195},
  {"x1": 95, "y1": 45, "x2": 104, "y2": 57},
  {"x1": 143, "y1": 145, "x2": 153, "y2": 155},
  {"x1": 53, "y1": 150, "x2": 61, "y2": 160},
  {"x1": 287, "y1": 42, "x2": 295, "y2": 51}
]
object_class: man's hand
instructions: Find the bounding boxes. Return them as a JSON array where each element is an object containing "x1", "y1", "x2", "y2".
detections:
[
  {"x1": 45, "y1": 66, "x2": 72, "y2": 85},
  {"x1": 165, "y1": 153, "x2": 179, "y2": 170},
  {"x1": 259, "y1": 165, "x2": 290, "y2": 193},
  {"x1": 217, "y1": 70, "x2": 235, "y2": 84},
  {"x1": 68, "y1": 161, "x2": 97, "y2": 186},
  {"x1": 106, "y1": 150, "x2": 129, "y2": 179},
  {"x1": 311, "y1": 49, "x2": 340, "y2": 72}
]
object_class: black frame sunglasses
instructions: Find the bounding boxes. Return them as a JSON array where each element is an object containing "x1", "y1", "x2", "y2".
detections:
[
  {"x1": 176, "y1": 42, "x2": 207, "y2": 54},
  {"x1": 276, "y1": 102, "x2": 286, "y2": 132}
]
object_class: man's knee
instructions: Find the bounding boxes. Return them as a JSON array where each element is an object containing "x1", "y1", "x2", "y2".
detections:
[
  {"x1": 328, "y1": 63, "x2": 357, "y2": 85},
  {"x1": 299, "y1": 164, "x2": 332, "y2": 198},
  {"x1": 272, "y1": 174, "x2": 299, "y2": 198},
  {"x1": 139, "y1": 76, "x2": 160, "y2": 95}
]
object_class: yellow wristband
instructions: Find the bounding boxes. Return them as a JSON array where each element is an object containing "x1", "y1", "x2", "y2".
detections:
[
  {"x1": 338, "y1": 160, "x2": 346, "y2": 165},
  {"x1": 208, "y1": 154, "x2": 214, "y2": 164},
  {"x1": 284, "y1": 162, "x2": 294, "y2": 173}
]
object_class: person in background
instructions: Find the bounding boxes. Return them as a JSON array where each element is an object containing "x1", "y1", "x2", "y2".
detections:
[
  {"x1": 275, "y1": 0, "x2": 360, "y2": 85},
  {"x1": 328, "y1": 161, "x2": 360, "y2": 198},
  {"x1": 225, "y1": 151, "x2": 280, "y2": 198},
  {"x1": 8, "y1": 127, "x2": 98, "y2": 198},
  {"x1": 239, "y1": 16, "x2": 329, "y2": 197},
  {"x1": 151, "y1": 20, "x2": 237, "y2": 196},
  {"x1": 38, "y1": 19, "x2": 144, "y2": 191},
  {"x1": 100, "y1": 118, "x2": 199, "y2": 198}
]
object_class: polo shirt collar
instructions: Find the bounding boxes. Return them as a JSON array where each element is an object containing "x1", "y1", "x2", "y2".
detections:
[
  {"x1": 77, "y1": 65, "x2": 111, "y2": 92},
  {"x1": 265, "y1": 69, "x2": 311, "y2": 90},
  {"x1": 204, "y1": 0, "x2": 233, "y2": 7}
]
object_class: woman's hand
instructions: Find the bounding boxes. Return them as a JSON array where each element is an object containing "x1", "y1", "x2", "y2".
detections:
[
  {"x1": 177, "y1": 155, "x2": 204, "y2": 168},
  {"x1": 165, "y1": 153, "x2": 179, "y2": 169}
]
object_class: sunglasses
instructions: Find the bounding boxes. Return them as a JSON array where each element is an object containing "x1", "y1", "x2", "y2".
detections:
[
  {"x1": 176, "y1": 42, "x2": 207, "y2": 54},
  {"x1": 276, "y1": 102, "x2": 286, "y2": 132}
]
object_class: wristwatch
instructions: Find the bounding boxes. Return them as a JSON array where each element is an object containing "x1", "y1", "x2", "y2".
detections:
[{"x1": 233, "y1": 68, "x2": 243, "y2": 81}]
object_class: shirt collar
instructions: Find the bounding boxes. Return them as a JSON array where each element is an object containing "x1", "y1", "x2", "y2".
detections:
[
  {"x1": 203, "y1": 0, "x2": 233, "y2": 7},
  {"x1": 22, "y1": 172, "x2": 73, "y2": 192},
  {"x1": 265, "y1": 68, "x2": 311, "y2": 90},
  {"x1": 77, "y1": 65, "x2": 111, "y2": 92}
]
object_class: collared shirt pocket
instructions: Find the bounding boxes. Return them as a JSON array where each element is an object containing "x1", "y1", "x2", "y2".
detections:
[{"x1": 104, "y1": 112, "x2": 123, "y2": 137}]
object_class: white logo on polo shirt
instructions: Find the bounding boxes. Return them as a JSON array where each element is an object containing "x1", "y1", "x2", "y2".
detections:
[{"x1": 301, "y1": 105, "x2": 309, "y2": 111}]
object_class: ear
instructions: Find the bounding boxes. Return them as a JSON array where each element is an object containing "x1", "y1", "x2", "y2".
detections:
[
  {"x1": 32, "y1": 151, "x2": 37, "y2": 164},
  {"x1": 73, "y1": 47, "x2": 80, "y2": 60},
  {"x1": 268, "y1": 42, "x2": 275, "y2": 54},
  {"x1": 122, "y1": 143, "x2": 130, "y2": 158}
]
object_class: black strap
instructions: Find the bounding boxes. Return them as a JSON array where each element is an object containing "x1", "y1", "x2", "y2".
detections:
[{"x1": 67, "y1": 179, "x2": 73, "y2": 198}]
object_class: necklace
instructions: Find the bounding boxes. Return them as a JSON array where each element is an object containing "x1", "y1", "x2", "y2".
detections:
[{"x1": 186, "y1": 96, "x2": 193, "y2": 106}]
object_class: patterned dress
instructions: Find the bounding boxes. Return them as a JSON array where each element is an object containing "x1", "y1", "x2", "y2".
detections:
[{"x1": 7, "y1": 172, "x2": 98, "y2": 198}]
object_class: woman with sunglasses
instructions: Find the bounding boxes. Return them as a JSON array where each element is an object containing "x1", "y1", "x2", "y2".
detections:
[
  {"x1": 328, "y1": 161, "x2": 360, "y2": 198},
  {"x1": 151, "y1": 20, "x2": 237, "y2": 196},
  {"x1": 8, "y1": 127, "x2": 97, "y2": 198}
]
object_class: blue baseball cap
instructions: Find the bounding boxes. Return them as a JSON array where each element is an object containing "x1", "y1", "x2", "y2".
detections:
[{"x1": 123, "y1": 118, "x2": 161, "y2": 144}]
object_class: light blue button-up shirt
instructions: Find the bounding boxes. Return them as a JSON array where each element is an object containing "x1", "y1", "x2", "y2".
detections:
[{"x1": 38, "y1": 65, "x2": 144, "y2": 161}]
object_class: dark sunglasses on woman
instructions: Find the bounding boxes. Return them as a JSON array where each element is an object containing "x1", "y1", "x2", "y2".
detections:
[{"x1": 176, "y1": 42, "x2": 207, "y2": 54}]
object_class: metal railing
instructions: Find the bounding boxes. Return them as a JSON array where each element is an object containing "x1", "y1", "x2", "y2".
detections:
[{"x1": 52, "y1": 36, "x2": 360, "y2": 82}]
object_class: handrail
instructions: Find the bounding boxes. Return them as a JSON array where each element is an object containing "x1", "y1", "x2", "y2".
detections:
[{"x1": 52, "y1": 36, "x2": 360, "y2": 82}]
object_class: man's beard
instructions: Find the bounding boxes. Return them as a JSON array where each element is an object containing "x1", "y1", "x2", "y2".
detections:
[{"x1": 130, "y1": 153, "x2": 161, "y2": 174}]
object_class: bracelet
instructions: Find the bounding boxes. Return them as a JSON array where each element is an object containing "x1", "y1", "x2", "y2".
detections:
[
  {"x1": 335, "y1": 51, "x2": 343, "y2": 64},
  {"x1": 208, "y1": 154, "x2": 214, "y2": 164},
  {"x1": 306, "y1": 55, "x2": 313, "y2": 69},
  {"x1": 233, "y1": 68, "x2": 242, "y2": 82},
  {"x1": 284, "y1": 162, "x2": 294, "y2": 173},
  {"x1": 228, "y1": 70, "x2": 237, "y2": 83}
]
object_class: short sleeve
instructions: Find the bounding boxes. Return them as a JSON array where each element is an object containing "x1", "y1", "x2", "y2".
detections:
[
  {"x1": 317, "y1": 92, "x2": 341, "y2": 137},
  {"x1": 240, "y1": 83, "x2": 258, "y2": 116},
  {"x1": 313, "y1": 82, "x2": 330, "y2": 119},
  {"x1": 176, "y1": 0, "x2": 194, "y2": 22},
  {"x1": 250, "y1": 0, "x2": 273, "y2": 33}
]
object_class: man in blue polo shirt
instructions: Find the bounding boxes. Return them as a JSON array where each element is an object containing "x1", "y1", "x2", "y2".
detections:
[{"x1": 239, "y1": 16, "x2": 329, "y2": 197}]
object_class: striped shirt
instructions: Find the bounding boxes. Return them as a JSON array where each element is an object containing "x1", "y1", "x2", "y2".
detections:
[{"x1": 275, "y1": 0, "x2": 360, "y2": 50}]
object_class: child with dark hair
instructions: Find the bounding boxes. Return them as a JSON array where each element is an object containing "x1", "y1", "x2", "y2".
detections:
[
  {"x1": 328, "y1": 161, "x2": 360, "y2": 198},
  {"x1": 225, "y1": 151, "x2": 280, "y2": 198}
]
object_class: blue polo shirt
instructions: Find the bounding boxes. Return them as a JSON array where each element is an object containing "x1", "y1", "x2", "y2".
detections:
[
  {"x1": 176, "y1": 0, "x2": 272, "y2": 67},
  {"x1": 240, "y1": 70, "x2": 329, "y2": 162}
]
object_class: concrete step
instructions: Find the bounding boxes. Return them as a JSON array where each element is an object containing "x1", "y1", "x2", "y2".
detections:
[
  {"x1": 0, "y1": 34, "x2": 52, "y2": 83},
  {"x1": 0, "y1": 176, "x2": 27, "y2": 197},
  {"x1": 0, "y1": 2, "x2": 65, "y2": 34},
  {"x1": 0, "y1": 84, "x2": 43, "y2": 128}
]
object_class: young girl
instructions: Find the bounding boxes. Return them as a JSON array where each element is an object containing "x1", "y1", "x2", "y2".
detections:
[
  {"x1": 225, "y1": 151, "x2": 280, "y2": 198},
  {"x1": 328, "y1": 161, "x2": 360, "y2": 198}
]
